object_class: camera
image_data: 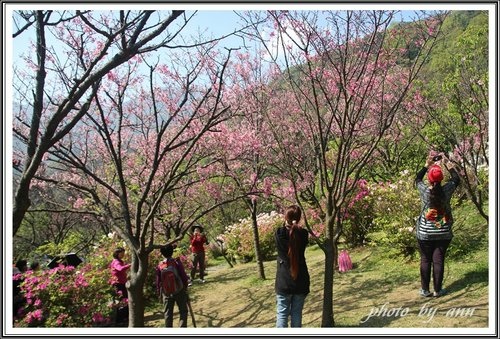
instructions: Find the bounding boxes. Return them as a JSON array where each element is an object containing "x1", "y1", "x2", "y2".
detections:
[{"x1": 432, "y1": 155, "x2": 442, "y2": 161}]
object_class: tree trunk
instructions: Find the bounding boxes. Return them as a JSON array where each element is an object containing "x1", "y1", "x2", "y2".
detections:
[
  {"x1": 251, "y1": 199, "x2": 266, "y2": 280},
  {"x1": 13, "y1": 11, "x2": 47, "y2": 236},
  {"x1": 13, "y1": 178, "x2": 32, "y2": 235},
  {"x1": 221, "y1": 252, "x2": 235, "y2": 268},
  {"x1": 126, "y1": 252, "x2": 149, "y2": 327},
  {"x1": 321, "y1": 236, "x2": 335, "y2": 327}
]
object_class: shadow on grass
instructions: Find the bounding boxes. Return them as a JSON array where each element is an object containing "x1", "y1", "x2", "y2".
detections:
[
  {"x1": 443, "y1": 264, "x2": 488, "y2": 295},
  {"x1": 231, "y1": 287, "x2": 275, "y2": 327},
  {"x1": 143, "y1": 310, "x2": 163, "y2": 327},
  {"x1": 197, "y1": 265, "x2": 253, "y2": 285},
  {"x1": 328, "y1": 261, "x2": 488, "y2": 327},
  {"x1": 192, "y1": 286, "x2": 275, "y2": 327}
]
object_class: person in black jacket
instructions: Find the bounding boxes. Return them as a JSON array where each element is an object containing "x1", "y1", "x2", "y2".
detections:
[
  {"x1": 274, "y1": 205, "x2": 310, "y2": 328},
  {"x1": 415, "y1": 153, "x2": 460, "y2": 298}
]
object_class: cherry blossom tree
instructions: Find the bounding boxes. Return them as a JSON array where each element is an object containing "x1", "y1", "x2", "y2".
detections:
[
  {"x1": 12, "y1": 10, "x2": 187, "y2": 236},
  {"x1": 210, "y1": 50, "x2": 288, "y2": 279},
  {"x1": 419, "y1": 12, "x2": 489, "y2": 221},
  {"x1": 361, "y1": 88, "x2": 427, "y2": 181},
  {"x1": 243, "y1": 10, "x2": 446, "y2": 326},
  {"x1": 16, "y1": 23, "x2": 239, "y2": 325}
]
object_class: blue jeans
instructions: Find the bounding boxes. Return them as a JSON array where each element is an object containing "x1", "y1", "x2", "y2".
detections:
[{"x1": 276, "y1": 293, "x2": 307, "y2": 327}]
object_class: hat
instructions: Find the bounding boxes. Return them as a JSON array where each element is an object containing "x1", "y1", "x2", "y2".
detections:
[
  {"x1": 428, "y1": 165, "x2": 444, "y2": 184},
  {"x1": 191, "y1": 224, "x2": 204, "y2": 233},
  {"x1": 160, "y1": 244, "x2": 175, "y2": 258}
]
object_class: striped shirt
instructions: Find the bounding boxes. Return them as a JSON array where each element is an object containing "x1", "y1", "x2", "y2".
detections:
[{"x1": 415, "y1": 166, "x2": 460, "y2": 241}]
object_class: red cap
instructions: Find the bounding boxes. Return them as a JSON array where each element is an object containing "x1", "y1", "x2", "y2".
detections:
[{"x1": 428, "y1": 165, "x2": 444, "y2": 184}]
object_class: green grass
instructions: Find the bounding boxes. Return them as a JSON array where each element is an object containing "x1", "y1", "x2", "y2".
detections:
[
  {"x1": 144, "y1": 240, "x2": 488, "y2": 329},
  {"x1": 144, "y1": 201, "x2": 490, "y2": 329}
]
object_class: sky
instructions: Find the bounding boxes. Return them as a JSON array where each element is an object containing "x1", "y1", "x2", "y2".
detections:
[
  {"x1": 6, "y1": 5, "x2": 478, "y2": 74},
  {"x1": 8, "y1": 3, "x2": 493, "y2": 66}
]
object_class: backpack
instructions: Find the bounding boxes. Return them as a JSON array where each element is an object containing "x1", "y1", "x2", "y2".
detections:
[
  {"x1": 159, "y1": 260, "x2": 183, "y2": 297},
  {"x1": 338, "y1": 249, "x2": 353, "y2": 273}
]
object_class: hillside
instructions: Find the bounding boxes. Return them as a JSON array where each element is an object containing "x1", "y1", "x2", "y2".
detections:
[{"x1": 144, "y1": 243, "x2": 489, "y2": 330}]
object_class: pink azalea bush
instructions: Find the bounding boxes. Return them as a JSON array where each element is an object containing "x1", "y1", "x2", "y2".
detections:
[
  {"x1": 342, "y1": 179, "x2": 375, "y2": 247},
  {"x1": 14, "y1": 233, "x2": 125, "y2": 327},
  {"x1": 14, "y1": 264, "x2": 115, "y2": 327}
]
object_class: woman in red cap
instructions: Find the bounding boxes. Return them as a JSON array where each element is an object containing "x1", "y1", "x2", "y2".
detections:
[{"x1": 414, "y1": 153, "x2": 460, "y2": 297}]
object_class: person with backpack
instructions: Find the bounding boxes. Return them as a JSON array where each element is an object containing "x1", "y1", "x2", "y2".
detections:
[
  {"x1": 156, "y1": 244, "x2": 190, "y2": 327},
  {"x1": 415, "y1": 153, "x2": 460, "y2": 298},
  {"x1": 188, "y1": 225, "x2": 209, "y2": 283},
  {"x1": 274, "y1": 205, "x2": 310, "y2": 328}
]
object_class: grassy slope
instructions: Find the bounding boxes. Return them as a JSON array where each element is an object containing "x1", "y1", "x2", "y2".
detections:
[
  {"x1": 145, "y1": 199, "x2": 490, "y2": 329},
  {"x1": 145, "y1": 241, "x2": 489, "y2": 328}
]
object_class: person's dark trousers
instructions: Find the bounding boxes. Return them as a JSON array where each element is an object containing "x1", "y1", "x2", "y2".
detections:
[
  {"x1": 163, "y1": 290, "x2": 188, "y2": 327},
  {"x1": 417, "y1": 239, "x2": 451, "y2": 292},
  {"x1": 191, "y1": 252, "x2": 206, "y2": 280},
  {"x1": 113, "y1": 283, "x2": 129, "y2": 325},
  {"x1": 114, "y1": 283, "x2": 128, "y2": 299},
  {"x1": 13, "y1": 295, "x2": 25, "y2": 319}
]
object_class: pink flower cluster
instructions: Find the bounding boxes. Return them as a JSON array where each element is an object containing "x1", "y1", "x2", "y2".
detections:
[{"x1": 14, "y1": 261, "x2": 114, "y2": 327}]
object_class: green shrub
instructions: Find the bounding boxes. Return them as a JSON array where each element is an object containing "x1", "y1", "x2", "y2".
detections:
[
  {"x1": 370, "y1": 170, "x2": 421, "y2": 259},
  {"x1": 207, "y1": 241, "x2": 225, "y2": 259},
  {"x1": 369, "y1": 168, "x2": 487, "y2": 260},
  {"x1": 218, "y1": 211, "x2": 282, "y2": 263},
  {"x1": 446, "y1": 199, "x2": 488, "y2": 259}
]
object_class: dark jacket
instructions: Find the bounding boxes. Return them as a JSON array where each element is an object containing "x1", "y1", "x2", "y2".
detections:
[{"x1": 274, "y1": 225, "x2": 310, "y2": 295}]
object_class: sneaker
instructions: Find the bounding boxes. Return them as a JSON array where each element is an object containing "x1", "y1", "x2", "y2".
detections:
[
  {"x1": 419, "y1": 288, "x2": 433, "y2": 297},
  {"x1": 187, "y1": 281, "x2": 193, "y2": 287},
  {"x1": 200, "y1": 279, "x2": 205, "y2": 283},
  {"x1": 433, "y1": 289, "x2": 447, "y2": 297}
]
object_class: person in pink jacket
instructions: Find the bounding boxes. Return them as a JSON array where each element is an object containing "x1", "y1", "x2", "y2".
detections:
[{"x1": 110, "y1": 247, "x2": 131, "y2": 325}]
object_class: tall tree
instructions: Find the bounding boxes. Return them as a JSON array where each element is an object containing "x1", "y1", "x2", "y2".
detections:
[
  {"x1": 419, "y1": 11, "x2": 489, "y2": 220},
  {"x1": 214, "y1": 50, "x2": 286, "y2": 279},
  {"x1": 17, "y1": 31, "x2": 236, "y2": 325},
  {"x1": 12, "y1": 10, "x2": 186, "y2": 235},
  {"x1": 244, "y1": 10, "x2": 446, "y2": 326}
]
